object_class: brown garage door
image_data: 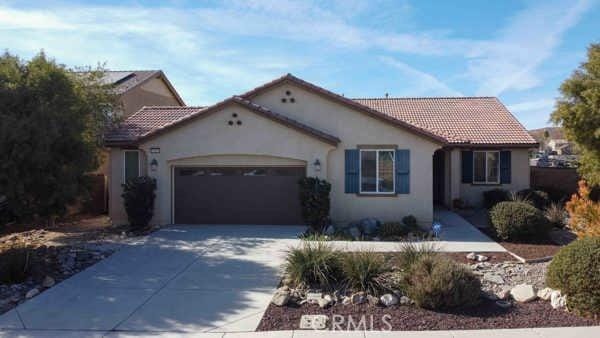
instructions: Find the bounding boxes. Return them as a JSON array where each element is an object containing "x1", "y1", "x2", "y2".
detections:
[{"x1": 174, "y1": 166, "x2": 305, "y2": 225}]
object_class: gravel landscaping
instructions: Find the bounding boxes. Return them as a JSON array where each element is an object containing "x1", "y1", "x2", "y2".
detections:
[
  {"x1": 479, "y1": 227, "x2": 563, "y2": 260},
  {"x1": 260, "y1": 246, "x2": 596, "y2": 331},
  {"x1": 258, "y1": 299, "x2": 599, "y2": 331},
  {"x1": 0, "y1": 215, "x2": 151, "y2": 315}
]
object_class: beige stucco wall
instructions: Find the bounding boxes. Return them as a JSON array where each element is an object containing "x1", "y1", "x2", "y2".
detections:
[
  {"x1": 449, "y1": 148, "x2": 531, "y2": 207},
  {"x1": 251, "y1": 83, "x2": 441, "y2": 225},
  {"x1": 108, "y1": 102, "x2": 335, "y2": 225},
  {"x1": 120, "y1": 77, "x2": 182, "y2": 117}
]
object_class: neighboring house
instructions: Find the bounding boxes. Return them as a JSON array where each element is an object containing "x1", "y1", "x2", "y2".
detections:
[
  {"x1": 546, "y1": 139, "x2": 573, "y2": 155},
  {"x1": 100, "y1": 70, "x2": 185, "y2": 118},
  {"x1": 104, "y1": 74, "x2": 537, "y2": 226}
]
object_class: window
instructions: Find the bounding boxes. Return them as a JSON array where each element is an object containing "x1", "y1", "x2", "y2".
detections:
[
  {"x1": 124, "y1": 150, "x2": 140, "y2": 182},
  {"x1": 360, "y1": 149, "x2": 395, "y2": 193},
  {"x1": 473, "y1": 151, "x2": 499, "y2": 184}
]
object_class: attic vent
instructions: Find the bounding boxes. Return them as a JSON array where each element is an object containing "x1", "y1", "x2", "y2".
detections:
[{"x1": 282, "y1": 90, "x2": 296, "y2": 103}]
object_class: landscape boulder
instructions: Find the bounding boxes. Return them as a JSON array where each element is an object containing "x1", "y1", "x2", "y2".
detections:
[
  {"x1": 271, "y1": 288, "x2": 290, "y2": 306},
  {"x1": 380, "y1": 293, "x2": 398, "y2": 307},
  {"x1": 510, "y1": 284, "x2": 537, "y2": 302}
]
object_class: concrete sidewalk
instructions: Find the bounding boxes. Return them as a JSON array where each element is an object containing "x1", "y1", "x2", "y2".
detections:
[
  {"x1": 1, "y1": 326, "x2": 599, "y2": 337},
  {"x1": 327, "y1": 209, "x2": 505, "y2": 253}
]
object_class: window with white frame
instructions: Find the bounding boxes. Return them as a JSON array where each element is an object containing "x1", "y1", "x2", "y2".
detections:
[
  {"x1": 123, "y1": 150, "x2": 140, "y2": 183},
  {"x1": 473, "y1": 151, "x2": 499, "y2": 184},
  {"x1": 360, "y1": 149, "x2": 395, "y2": 193}
]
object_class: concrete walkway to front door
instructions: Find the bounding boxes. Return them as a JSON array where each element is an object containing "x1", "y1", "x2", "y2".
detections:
[{"x1": 0, "y1": 225, "x2": 304, "y2": 335}]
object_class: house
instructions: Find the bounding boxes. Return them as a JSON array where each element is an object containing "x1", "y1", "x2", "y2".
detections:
[
  {"x1": 104, "y1": 74, "x2": 537, "y2": 226},
  {"x1": 100, "y1": 70, "x2": 185, "y2": 118},
  {"x1": 546, "y1": 139, "x2": 573, "y2": 155}
]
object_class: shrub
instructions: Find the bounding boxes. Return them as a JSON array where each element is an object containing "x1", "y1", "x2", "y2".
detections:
[
  {"x1": 402, "y1": 215, "x2": 418, "y2": 229},
  {"x1": 284, "y1": 241, "x2": 341, "y2": 288},
  {"x1": 378, "y1": 222, "x2": 409, "y2": 239},
  {"x1": 121, "y1": 176, "x2": 157, "y2": 229},
  {"x1": 546, "y1": 237, "x2": 600, "y2": 316},
  {"x1": 395, "y1": 242, "x2": 438, "y2": 271},
  {"x1": 0, "y1": 243, "x2": 32, "y2": 284},
  {"x1": 516, "y1": 189, "x2": 550, "y2": 209},
  {"x1": 483, "y1": 189, "x2": 509, "y2": 209},
  {"x1": 545, "y1": 202, "x2": 567, "y2": 228},
  {"x1": 566, "y1": 180, "x2": 600, "y2": 238},
  {"x1": 489, "y1": 201, "x2": 551, "y2": 240},
  {"x1": 298, "y1": 177, "x2": 331, "y2": 233},
  {"x1": 341, "y1": 251, "x2": 387, "y2": 295},
  {"x1": 404, "y1": 255, "x2": 481, "y2": 310}
]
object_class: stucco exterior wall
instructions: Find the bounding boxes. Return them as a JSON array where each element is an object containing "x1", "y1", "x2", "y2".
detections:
[
  {"x1": 451, "y1": 148, "x2": 531, "y2": 207},
  {"x1": 109, "y1": 103, "x2": 336, "y2": 225},
  {"x1": 120, "y1": 77, "x2": 182, "y2": 117},
  {"x1": 251, "y1": 83, "x2": 442, "y2": 225}
]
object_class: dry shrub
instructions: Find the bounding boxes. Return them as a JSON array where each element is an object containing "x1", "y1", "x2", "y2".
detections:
[{"x1": 566, "y1": 180, "x2": 600, "y2": 238}]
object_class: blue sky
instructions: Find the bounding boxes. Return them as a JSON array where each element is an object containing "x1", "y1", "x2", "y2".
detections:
[{"x1": 1, "y1": 0, "x2": 598, "y2": 129}]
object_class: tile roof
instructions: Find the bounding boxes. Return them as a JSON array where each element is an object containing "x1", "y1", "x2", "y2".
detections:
[
  {"x1": 97, "y1": 70, "x2": 160, "y2": 94},
  {"x1": 104, "y1": 74, "x2": 537, "y2": 148},
  {"x1": 353, "y1": 97, "x2": 537, "y2": 145},
  {"x1": 104, "y1": 106, "x2": 204, "y2": 146},
  {"x1": 104, "y1": 96, "x2": 340, "y2": 146}
]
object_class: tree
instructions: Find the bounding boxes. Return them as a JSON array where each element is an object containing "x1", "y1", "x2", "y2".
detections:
[
  {"x1": 0, "y1": 51, "x2": 117, "y2": 223},
  {"x1": 551, "y1": 43, "x2": 600, "y2": 185}
]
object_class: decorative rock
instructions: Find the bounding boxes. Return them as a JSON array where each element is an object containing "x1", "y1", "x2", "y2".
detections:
[
  {"x1": 496, "y1": 300, "x2": 512, "y2": 309},
  {"x1": 400, "y1": 296, "x2": 412, "y2": 305},
  {"x1": 367, "y1": 295, "x2": 380, "y2": 306},
  {"x1": 537, "y1": 287, "x2": 553, "y2": 301},
  {"x1": 25, "y1": 288, "x2": 39, "y2": 299},
  {"x1": 358, "y1": 218, "x2": 381, "y2": 236},
  {"x1": 306, "y1": 292, "x2": 323, "y2": 304},
  {"x1": 299, "y1": 314, "x2": 328, "y2": 330},
  {"x1": 42, "y1": 276, "x2": 55, "y2": 288},
  {"x1": 466, "y1": 252, "x2": 477, "y2": 261},
  {"x1": 550, "y1": 290, "x2": 567, "y2": 309},
  {"x1": 510, "y1": 284, "x2": 537, "y2": 303},
  {"x1": 380, "y1": 293, "x2": 399, "y2": 307},
  {"x1": 497, "y1": 287, "x2": 512, "y2": 300},
  {"x1": 318, "y1": 295, "x2": 333, "y2": 309},
  {"x1": 271, "y1": 288, "x2": 290, "y2": 306},
  {"x1": 476, "y1": 255, "x2": 489, "y2": 262},
  {"x1": 350, "y1": 292, "x2": 366, "y2": 305},
  {"x1": 341, "y1": 296, "x2": 352, "y2": 306},
  {"x1": 483, "y1": 273, "x2": 504, "y2": 285}
]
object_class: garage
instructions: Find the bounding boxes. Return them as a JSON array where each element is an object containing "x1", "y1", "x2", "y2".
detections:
[{"x1": 173, "y1": 166, "x2": 305, "y2": 224}]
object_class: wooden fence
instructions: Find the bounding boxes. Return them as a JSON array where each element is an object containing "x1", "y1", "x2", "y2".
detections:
[{"x1": 530, "y1": 166, "x2": 579, "y2": 200}]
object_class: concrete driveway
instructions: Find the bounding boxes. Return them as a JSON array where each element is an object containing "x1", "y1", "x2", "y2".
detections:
[{"x1": 0, "y1": 225, "x2": 304, "y2": 335}]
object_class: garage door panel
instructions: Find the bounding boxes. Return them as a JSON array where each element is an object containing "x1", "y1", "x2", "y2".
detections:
[{"x1": 174, "y1": 167, "x2": 305, "y2": 225}]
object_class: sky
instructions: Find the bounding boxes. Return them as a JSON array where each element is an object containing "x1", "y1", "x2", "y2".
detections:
[{"x1": 0, "y1": 0, "x2": 598, "y2": 129}]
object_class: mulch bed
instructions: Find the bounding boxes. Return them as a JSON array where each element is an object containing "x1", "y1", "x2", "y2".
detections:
[
  {"x1": 257, "y1": 300, "x2": 599, "y2": 331},
  {"x1": 478, "y1": 228, "x2": 563, "y2": 260}
]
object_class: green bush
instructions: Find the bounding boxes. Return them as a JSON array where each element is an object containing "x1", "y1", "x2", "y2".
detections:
[
  {"x1": 402, "y1": 215, "x2": 418, "y2": 229},
  {"x1": 284, "y1": 241, "x2": 341, "y2": 288},
  {"x1": 517, "y1": 189, "x2": 550, "y2": 209},
  {"x1": 483, "y1": 189, "x2": 509, "y2": 209},
  {"x1": 121, "y1": 176, "x2": 157, "y2": 229},
  {"x1": 0, "y1": 244, "x2": 31, "y2": 284},
  {"x1": 298, "y1": 177, "x2": 331, "y2": 233},
  {"x1": 489, "y1": 201, "x2": 551, "y2": 240},
  {"x1": 341, "y1": 251, "x2": 388, "y2": 295},
  {"x1": 546, "y1": 237, "x2": 600, "y2": 316},
  {"x1": 404, "y1": 255, "x2": 481, "y2": 310},
  {"x1": 395, "y1": 242, "x2": 438, "y2": 271},
  {"x1": 378, "y1": 222, "x2": 410, "y2": 239}
]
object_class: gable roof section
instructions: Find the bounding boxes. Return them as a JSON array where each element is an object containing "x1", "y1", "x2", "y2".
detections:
[
  {"x1": 104, "y1": 96, "x2": 340, "y2": 147},
  {"x1": 100, "y1": 70, "x2": 186, "y2": 106},
  {"x1": 241, "y1": 74, "x2": 447, "y2": 144},
  {"x1": 354, "y1": 97, "x2": 537, "y2": 146}
]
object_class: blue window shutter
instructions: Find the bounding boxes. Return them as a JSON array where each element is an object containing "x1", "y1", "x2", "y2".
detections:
[
  {"x1": 461, "y1": 151, "x2": 473, "y2": 184},
  {"x1": 344, "y1": 149, "x2": 359, "y2": 193},
  {"x1": 500, "y1": 150, "x2": 511, "y2": 184},
  {"x1": 395, "y1": 149, "x2": 410, "y2": 194}
]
